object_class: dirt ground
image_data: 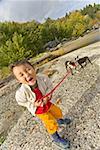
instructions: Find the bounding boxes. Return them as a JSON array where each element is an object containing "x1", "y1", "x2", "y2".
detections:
[{"x1": 0, "y1": 41, "x2": 100, "y2": 150}]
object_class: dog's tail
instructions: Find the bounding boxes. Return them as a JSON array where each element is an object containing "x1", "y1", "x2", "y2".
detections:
[{"x1": 65, "y1": 61, "x2": 69, "y2": 69}]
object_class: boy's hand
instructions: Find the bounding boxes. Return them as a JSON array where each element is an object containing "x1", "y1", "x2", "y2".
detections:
[
  {"x1": 34, "y1": 100, "x2": 43, "y2": 107},
  {"x1": 34, "y1": 94, "x2": 52, "y2": 107},
  {"x1": 43, "y1": 97, "x2": 49, "y2": 105},
  {"x1": 43, "y1": 94, "x2": 52, "y2": 105}
]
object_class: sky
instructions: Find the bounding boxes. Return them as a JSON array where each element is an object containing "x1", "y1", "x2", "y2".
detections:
[{"x1": 0, "y1": 0, "x2": 99, "y2": 23}]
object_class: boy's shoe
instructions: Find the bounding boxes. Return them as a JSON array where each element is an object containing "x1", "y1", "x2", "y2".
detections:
[
  {"x1": 57, "y1": 118, "x2": 72, "y2": 126},
  {"x1": 51, "y1": 131, "x2": 70, "y2": 149}
]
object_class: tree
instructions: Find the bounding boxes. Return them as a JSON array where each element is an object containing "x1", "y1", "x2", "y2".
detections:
[
  {"x1": 0, "y1": 32, "x2": 31, "y2": 68},
  {"x1": 40, "y1": 19, "x2": 59, "y2": 44},
  {"x1": 81, "y1": 4, "x2": 100, "y2": 19}
]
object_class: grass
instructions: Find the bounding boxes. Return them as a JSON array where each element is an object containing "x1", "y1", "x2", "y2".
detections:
[
  {"x1": 50, "y1": 48, "x2": 65, "y2": 58},
  {"x1": 30, "y1": 52, "x2": 48, "y2": 63},
  {"x1": 0, "y1": 49, "x2": 65, "y2": 80},
  {"x1": 0, "y1": 134, "x2": 6, "y2": 146},
  {"x1": 0, "y1": 67, "x2": 11, "y2": 80}
]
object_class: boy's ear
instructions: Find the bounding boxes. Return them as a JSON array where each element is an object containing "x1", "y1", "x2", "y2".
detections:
[
  {"x1": 13, "y1": 75, "x2": 20, "y2": 83},
  {"x1": 35, "y1": 66, "x2": 40, "y2": 73},
  {"x1": 15, "y1": 77, "x2": 20, "y2": 83}
]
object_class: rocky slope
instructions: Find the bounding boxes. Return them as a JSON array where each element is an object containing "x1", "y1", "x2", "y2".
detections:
[{"x1": 0, "y1": 41, "x2": 100, "y2": 150}]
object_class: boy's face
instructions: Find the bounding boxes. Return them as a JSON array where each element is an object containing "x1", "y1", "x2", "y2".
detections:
[{"x1": 13, "y1": 63, "x2": 36, "y2": 86}]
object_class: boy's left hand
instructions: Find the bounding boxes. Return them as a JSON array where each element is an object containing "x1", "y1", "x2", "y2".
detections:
[{"x1": 43, "y1": 95, "x2": 52, "y2": 105}]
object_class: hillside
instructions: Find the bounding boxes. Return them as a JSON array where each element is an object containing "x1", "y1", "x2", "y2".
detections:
[{"x1": 0, "y1": 41, "x2": 100, "y2": 150}]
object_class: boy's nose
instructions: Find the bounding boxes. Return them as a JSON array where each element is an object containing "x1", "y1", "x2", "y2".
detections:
[{"x1": 24, "y1": 72, "x2": 30, "y2": 78}]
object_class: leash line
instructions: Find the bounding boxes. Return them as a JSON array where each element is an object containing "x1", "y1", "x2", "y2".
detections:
[{"x1": 38, "y1": 70, "x2": 71, "y2": 100}]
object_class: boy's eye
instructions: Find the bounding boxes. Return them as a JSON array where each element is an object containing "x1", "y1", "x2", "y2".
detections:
[
  {"x1": 20, "y1": 73, "x2": 23, "y2": 77},
  {"x1": 26, "y1": 68, "x2": 31, "y2": 71}
]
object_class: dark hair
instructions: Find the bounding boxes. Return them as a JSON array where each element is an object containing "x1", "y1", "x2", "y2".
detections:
[{"x1": 9, "y1": 59, "x2": 34, "y2": 72}]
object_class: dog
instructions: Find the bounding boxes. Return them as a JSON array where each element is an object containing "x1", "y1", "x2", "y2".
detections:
[
  {"x1": 65, "y1": 61, "x2": 77, "y2": 75},
  {"x1": 75, "y1": 56, "x2": 92, "y2": 68}
]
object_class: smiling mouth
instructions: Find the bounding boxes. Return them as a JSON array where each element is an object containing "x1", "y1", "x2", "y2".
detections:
[{"x1": 28, "y1": 77, "x2": 34, "y2": 82}]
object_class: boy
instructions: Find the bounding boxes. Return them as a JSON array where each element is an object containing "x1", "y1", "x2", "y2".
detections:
[{"x1": 10, "y1": 60, "x2": 71, "y2": 149}]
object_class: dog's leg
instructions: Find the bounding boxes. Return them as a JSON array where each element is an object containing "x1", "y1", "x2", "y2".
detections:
[
  {"x1": 80, "y1": 64, "x2": 84, "y2": 68},
  {"x1": 70, "y1": 67, "x2": 73, "y2": 75},
  {"x1": 85, "y1": 61, "x2": 87, "y2": 66},
  {"x1": 88, "y1": 58, "x2": 92, "y2": 64}
]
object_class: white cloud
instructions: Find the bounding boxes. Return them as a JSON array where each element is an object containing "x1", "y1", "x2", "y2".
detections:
[
  {"x1": 0, "y1": 0, "x2": 99, "y2": 22},
  {"x1": 0, "y1": 1, "x2": 11, "y2": 21}
]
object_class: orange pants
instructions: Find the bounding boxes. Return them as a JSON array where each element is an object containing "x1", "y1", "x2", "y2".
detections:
[{"x1": 36, "y1": 104, "x2": 63, "y2": 134}]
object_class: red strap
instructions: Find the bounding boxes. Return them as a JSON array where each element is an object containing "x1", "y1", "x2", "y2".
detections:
[{"x1": 37, "y1": 70, "x2": 71, "y2": 101}]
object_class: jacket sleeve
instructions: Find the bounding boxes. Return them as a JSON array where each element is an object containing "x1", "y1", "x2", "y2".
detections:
[{"x1": 15, "y1": 90, "x2": 37, "y2": 116}]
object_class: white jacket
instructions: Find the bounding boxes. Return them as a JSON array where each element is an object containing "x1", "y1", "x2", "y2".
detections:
[{"x1": 15, "y1": 74, "x2": 53, "y2": 116}]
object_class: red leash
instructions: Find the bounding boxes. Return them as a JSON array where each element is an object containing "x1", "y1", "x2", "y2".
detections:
[{"x1": 38, "y1": 70, "x2": 71, "y2": 100}]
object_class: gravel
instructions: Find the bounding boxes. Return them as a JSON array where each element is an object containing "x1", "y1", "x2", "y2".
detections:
[{"x1": 0, "y1": 41, "x2": 100, "y2": 150}]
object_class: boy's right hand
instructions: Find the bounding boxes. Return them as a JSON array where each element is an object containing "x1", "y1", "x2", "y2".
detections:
[{"x1": 34, "y1": 100, "x2": 43, "y2": 107}]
